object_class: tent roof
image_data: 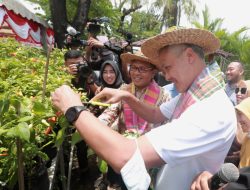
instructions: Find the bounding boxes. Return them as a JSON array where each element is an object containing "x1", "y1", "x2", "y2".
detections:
[{"x1": 0, "y1": 0, "x2": 49, "y2": 27}]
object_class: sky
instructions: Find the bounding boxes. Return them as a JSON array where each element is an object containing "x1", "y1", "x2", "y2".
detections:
[{"x1": 180, "y1": 0, "x2": 250, "y2": 34}]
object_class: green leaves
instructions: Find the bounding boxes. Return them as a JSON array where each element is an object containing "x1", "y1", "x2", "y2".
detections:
[
  {"x1": 71, "y1": 131, "x2": 82, "y2": 145},
  {"x1": 0, "y1": 38, "x2": 73, "y2": 187},
  {"x1": 6, "y1": 122, "x2": 30, "y2": 142},
  {"x1": 18, "y1": 116, "x2": 34, "y2": 122}
]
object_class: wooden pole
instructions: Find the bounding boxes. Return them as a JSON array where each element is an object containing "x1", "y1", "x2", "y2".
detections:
[
  {"x1": 16, "y1": 139, "x2": 25, "y2": 190},
  {"x1": 42, "y1": 45, "x2": 52, "y2": 101}
]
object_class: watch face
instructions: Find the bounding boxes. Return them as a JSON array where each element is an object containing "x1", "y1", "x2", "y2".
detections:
[
  {"x1": 65, "y1": 106, "x2": 86, "y2": 124},
  {"x1": 65, "y1": 107, "x2": 77, "y2": 124}
]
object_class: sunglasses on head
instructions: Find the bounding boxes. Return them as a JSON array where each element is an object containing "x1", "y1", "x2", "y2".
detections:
[{"x1": 235, "y1": 87, "x2": 247, "y2": 95}]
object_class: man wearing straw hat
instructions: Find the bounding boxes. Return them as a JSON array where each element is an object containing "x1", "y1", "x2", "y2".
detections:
[{"x1": 51, "y1": 28, "x2": 236, "y2": 189}]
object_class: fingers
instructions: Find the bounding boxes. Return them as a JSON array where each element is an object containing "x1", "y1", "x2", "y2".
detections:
[
  {"x1": 67, "y1": 64, "x2": 78, "y2": 75},
  {"x1": 51, "y1": 85, "x2": 82, "y2": 113},
  {"x1": 190, "y1": 171, "x2": 211, "y2": 190},
  {"x1": 87, "y1": 38, "x2": 103, "y2": 48},
  {"x1": 92, "y1": 89, "x2": 106, "y2": 102}
]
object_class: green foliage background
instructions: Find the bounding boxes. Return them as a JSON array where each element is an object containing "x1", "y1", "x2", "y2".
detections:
[{"x1": 0, "y1": 38, "x2": 72, "y2": 188}]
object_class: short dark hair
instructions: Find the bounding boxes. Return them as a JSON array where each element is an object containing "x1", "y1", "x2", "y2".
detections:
[
  {"x1": 64, "y1": 50, "x2": 82, "y2": 61},
  {"x1": 184, "y1": 43, "x2": 205, "y2": 59}
]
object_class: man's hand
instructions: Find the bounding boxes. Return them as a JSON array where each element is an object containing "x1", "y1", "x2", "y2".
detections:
[
  {"x1": 190, "y1": 171, "x2": 212, "y2": 190},
  {"x1": 51, "y1": 85, "x2": 83, "y2": 114},
  {"x1": 67, "y1": 64, "x2": 78, "y2": 75},
  {"x1": 88, "y1": 37, "x2": 104, "y2": 48},
  {"x1": 92, "y1": 88, "x2": 130, "y2": 104}
]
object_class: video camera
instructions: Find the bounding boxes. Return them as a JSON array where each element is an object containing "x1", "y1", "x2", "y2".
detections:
[
  {"x1": 64, "y1": 17, "x2": 110, "y2": 48},
  {"x1": 87, "y1": 17, "x2": 110, "y2": 35},
  {"x1": 64, "y1": 26, "x2": 88, "y2": 48}
]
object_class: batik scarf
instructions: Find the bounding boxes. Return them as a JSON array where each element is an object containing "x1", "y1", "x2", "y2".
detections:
[
  {"x1": 123, "y1": 80, "x2": 160, "y2": 134},
  {"x1": 172, "y1": 62, "x2": 225, "y2": 119}
]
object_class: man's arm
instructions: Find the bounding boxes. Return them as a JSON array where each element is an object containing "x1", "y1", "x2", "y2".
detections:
[
  {"x1": 93, "y1": 87, "x2": 167, "y2": 123},
  {"x1": 51, "y1": 85, "x2": 165, "y2": 172}
]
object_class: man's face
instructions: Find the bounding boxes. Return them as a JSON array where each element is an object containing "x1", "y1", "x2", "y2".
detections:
[
  {"x1": 65, "y1": 57, "x2": 84, "y2": 67},
  {"x1": 225, "y1": 62, "x2": 243, "y2": 84},
  {"x1": 129, "y1": 60, "x2": 156, "y2": 89},
  {"x1": 65, "y1": 57, "x2": 84, "y2": 76},
  {"x1": 158, "y1": 45, "x2": 196, "y2": 93}
]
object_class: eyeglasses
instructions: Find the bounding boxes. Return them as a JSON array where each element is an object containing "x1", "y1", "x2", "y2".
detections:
[
  {"x1": 235, "y1": 87, "x2": 247, "y2": 95},
  {"x1": 129, "y1": 66, "x2": 154, "y2": 73}
]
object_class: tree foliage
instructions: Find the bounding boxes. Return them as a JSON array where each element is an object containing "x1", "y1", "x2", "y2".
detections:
[
  {"x1": 151, "y1": 0, "x2": 199, "y2": 31},
  {"x1": 191, "y1": 5, "x2": 250, "y2": 78}
]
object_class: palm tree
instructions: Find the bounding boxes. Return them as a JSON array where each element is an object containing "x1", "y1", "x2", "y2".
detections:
[
  {"x1": 192, "y1": 5, "x2": 224, "y2": 33},
  {"x1": 152, "y1": 0, "x2": 198, "y2": 31}
]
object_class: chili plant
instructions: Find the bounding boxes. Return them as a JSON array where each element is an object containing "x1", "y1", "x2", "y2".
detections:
[{"x1": 0, "y1": 38, "x2": 75, "y2": 188}]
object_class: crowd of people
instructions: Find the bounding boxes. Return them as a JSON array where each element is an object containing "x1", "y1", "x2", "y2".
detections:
[{"x1": 52, "y1": 27, "x2": 250, "y2": 190}]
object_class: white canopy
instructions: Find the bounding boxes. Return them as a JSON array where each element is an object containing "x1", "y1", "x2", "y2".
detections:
[{"x1": 0, "y1": 0, "x2": 49, "y2": 27}]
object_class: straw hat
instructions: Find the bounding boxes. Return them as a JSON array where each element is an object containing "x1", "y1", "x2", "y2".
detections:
[
  {"x1": 120, "y1": 50, "x2": 155, "y2": 67},
  {"x1": 141, "y1": 28, "x2": 220, "y2": 60},
  {"x1": 235, "y1": 97, "x2": 250, "y2": 120}
]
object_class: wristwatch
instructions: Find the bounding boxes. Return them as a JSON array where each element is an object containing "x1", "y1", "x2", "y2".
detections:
[{"x1": 65, "y1": 106, "x2": 86, "y2": 125}]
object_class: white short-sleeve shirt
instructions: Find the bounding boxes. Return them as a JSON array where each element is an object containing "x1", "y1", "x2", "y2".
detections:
[{"x1": 146, "y1": 89, "x2": 237, "y2": 190}]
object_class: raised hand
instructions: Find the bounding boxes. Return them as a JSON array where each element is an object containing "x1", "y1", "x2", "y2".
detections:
[
  {"x1": 67, "y1": 64, "x2": 78, "y2": 75},
  {"x1": 92, "y1": 87, "x2": 130, "y2": 104},
  {"x1": 51, "y1": 85, "x2": 83, "y2": 114},
  {"x1": 87, "y1": 37, "x2": 104, "y2": 48}
]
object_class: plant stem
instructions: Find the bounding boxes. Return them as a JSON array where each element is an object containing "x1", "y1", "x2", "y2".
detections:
[
  {"x1": 42, "y1": 46, "x2": 52, "y2": 101},
  {"x1": 16, "y1": 138, "x2": 24, "y2": 190}
]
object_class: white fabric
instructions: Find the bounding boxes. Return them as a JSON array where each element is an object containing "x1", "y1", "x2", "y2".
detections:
[
  {"x1": 146, "y1": 89, "x2": 237, "y2": 190},
  {"x1": 0, "y1": 5, "x2": 54, "y2": 46},
  {"x1": 120, "y1": 140, "x2": 151, "y2": 190},
  {"x1": 30, "y1": 27, "x2": 41, "y2": 43},
  {"x1": 5, "y1": 15, "x2": 29, "y2": 39},
  {"x1": 0, "y1": 7, "x2": 5, "y2": 26},
  {"x1": 46, "y1": 34, "x2": 54, "y2": 45},
  {"x1": 160, "y1": 94, "x2": 181, "y2": 120}
]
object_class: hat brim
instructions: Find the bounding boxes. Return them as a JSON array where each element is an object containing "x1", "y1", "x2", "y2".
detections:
[
  {"x1": 120, "y1": 52, "x2": 155, "y2": 68},
  {"x1": 141, "y1": 28, "x2": 220, "y2": 62}
]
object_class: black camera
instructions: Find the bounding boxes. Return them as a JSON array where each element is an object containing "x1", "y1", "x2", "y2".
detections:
[
  {"x1": 87, "y1": 17, "x2": 109, "y2": 35},
  {"x1": 75, "y1": 62, "x2": 92, "y2": 78},
  {"x1": 65, "y1": 17, "x2": 110, "y2": 48},
  {"x1": 65, "y1": 26, "x2": 89, "y2": 48}
]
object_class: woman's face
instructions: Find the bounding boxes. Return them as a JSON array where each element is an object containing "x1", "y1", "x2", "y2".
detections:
[
  {"x1": 102, "y1": 64, "x2": 116, "y2": 85},
  {"x1": 237, "y1": 110, "x2": 250, "y2": 133},
  {"x1": 236, "y1": 84, "x2": 248, "y2": 104},
  {"x1": 129, "y1": 60, "x2": 156, "y2": 89}
]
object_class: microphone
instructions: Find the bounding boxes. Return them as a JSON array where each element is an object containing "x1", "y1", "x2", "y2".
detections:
[
  {"x1": 210, "y1": 163, "x2": 240, "y2": 190},
  {"x1": 66, "y1": 26, "x2": 78, "y2": 36}
]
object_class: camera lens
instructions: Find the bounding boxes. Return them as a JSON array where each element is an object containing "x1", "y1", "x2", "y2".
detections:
[{"x1": 77, "y1": 63, "x2": 92, "y2": 78}]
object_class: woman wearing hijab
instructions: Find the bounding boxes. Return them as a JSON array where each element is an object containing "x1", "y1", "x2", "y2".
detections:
[
  {"x1": 88, "y1": 60, "x2": 123, "y2": 118},
  {"x1": 96, "y1": 60, "x2": 123, "y2": 93},
  {"x1": 235, "y1": 97, "x2": 250, "y2": 168}
]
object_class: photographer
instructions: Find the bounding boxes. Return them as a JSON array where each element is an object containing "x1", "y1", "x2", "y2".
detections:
[
  {"x1": 84, "y1": 22, "x2": 120, "y2": 71},
  {"x1": 64, "y1": 18, "x2": 133, "y2": 84},
  {"x1": 64, "y1": 49, "x2": 99, "y2": 99}
]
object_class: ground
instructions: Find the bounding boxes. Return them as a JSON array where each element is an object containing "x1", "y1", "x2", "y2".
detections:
[{"x1": 70, "y1": 154, "x2": 101, "y2": 190}]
